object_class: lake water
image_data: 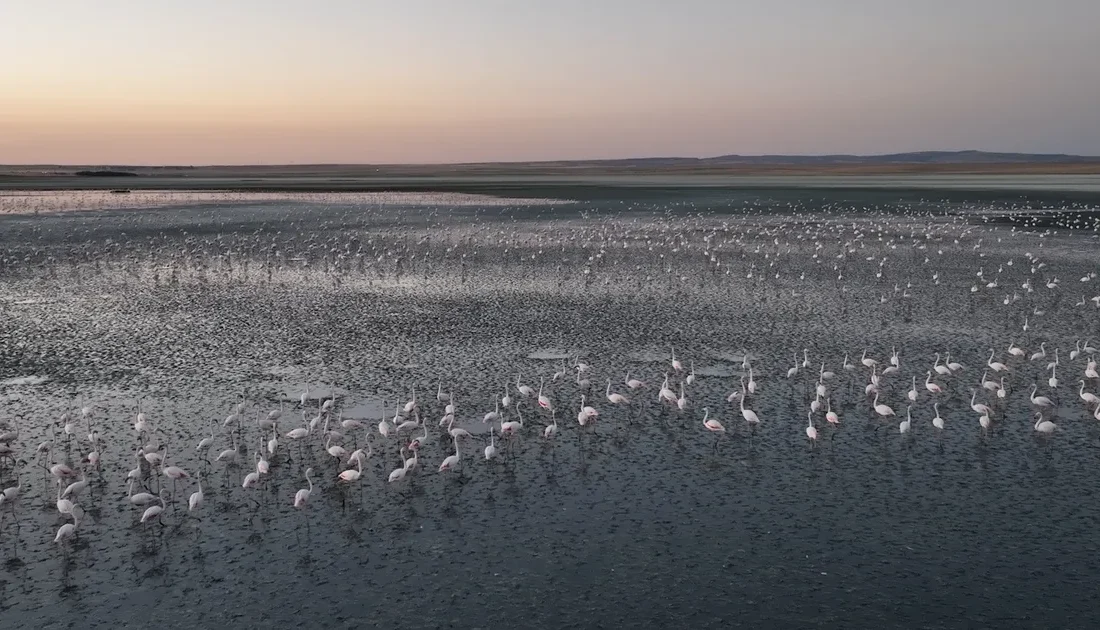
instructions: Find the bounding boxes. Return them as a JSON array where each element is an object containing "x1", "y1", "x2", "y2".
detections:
[{"x1": 1, "y1": 188, "x2": 1099, "y2": 628}]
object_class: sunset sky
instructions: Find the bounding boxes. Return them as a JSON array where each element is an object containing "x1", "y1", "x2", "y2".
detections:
[{"x1": 2, "y1": 0, "x2": 1099, "y2": 165}]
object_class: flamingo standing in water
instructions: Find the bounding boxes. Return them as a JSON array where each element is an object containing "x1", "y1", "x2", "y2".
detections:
[
  {"x1": 294, "y1": 468, "x2": 314, "y2": 508},
  {"x1": 1029, "y1": 384, "x2": 1054, "y2": 409},
  {"x1": 872, "y1": 391, "x2": 895, "y2": 418},
  {"x1": 739, "y1": 377, "x2": 760, "y2": 434},
  {"x1": 537, "y1": 378, "x2": 552, "y2": 410},
  {"x1": 516, "y1": 375, "x2": 534, "y2": 399},
  {"x1": 702, "y1": 407, "x2": 725, "y2": 451},
  {"x1": 805, "y1": 409, "x2": 818, "y2": 446},
  {"x1": 932, "y1": 403, "x2": 945, "y2": 430},
  {"x1": 439, "y1": 437, "x2": 461, "y2": 472},
  {"x1": 1033, "y1": 412, "x2": 1056, "y2": 435},
  {"x1": 987, "y1": 350, "x2": 1008, "y2": 373},
  {"x1": 924, "y1": 371, "x2": 942, "y2": 394},
  {"x1": 606, "y1": 380, "x2": 629, "y2": 405},
  {"x1": 485, "y1": 427, "x2": 498, "y2": 460}
]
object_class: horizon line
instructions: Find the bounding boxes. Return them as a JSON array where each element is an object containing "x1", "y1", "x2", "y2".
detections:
[{"x1": 5, "y1": 149, "x2": 1100, "y2": 170}]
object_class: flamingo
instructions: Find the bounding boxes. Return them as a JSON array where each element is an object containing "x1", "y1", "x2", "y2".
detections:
[
  {"x1": 407, "y1": 425, "x2": 429, "y2": 451},
  {"x1": 899, "y1": 406, "x2": 912, "y2": 434},
  {"x1": 1030, "y1": 384, "x2": 1054, "y2": 408},
  {"x1": 447, "y1": 417, "x2": 472, "y2": 440},
  {"x1": 377, "y1": 405, "x2": 395, "y2": 439},
  {"x1": 872, "y1": 391, "x2": 895, "y2": 418},
  {"x1": 439, "y1": 437, "x2": 461, "y2": 472},
  {"x1": 326, "y1": 435, "x2": 348, "y2": 461},
  {"x1": 625, "y1": 372, "x2": 645, "y2": 390},
  {"x1": 293, "y1": 468, "x2": 314, "y2": 508},
  {"x1": 933, "y1": 353, "x2": 951, "y2": 376},
  {"x1": 62, "y1": 473, "x2": 89, "y2": 500},
  {"x1": 161, "y1": 447, "x2": 190, "y2": 493},
  {"x1": 388, "y1": 457, "x2": 410, "y2": 483},
  {"x1": 932, "y1": 403, "x2": 944, "y2": 430},
  {"x1": 537, "y1": 378, "x2": 552, "y2": 410},
  {"x1": 338, "y1": 456, "x2": 364, "y2": 482},
  {"x1": 134, "y1": 399, "x2": 150, "y2": 434},
  {"x1": 543, "y1": 411, "x2": 558, "y2": 439},
  {"x1": 348, "y1": 440, "x2": 374, "y2": 467},
  {"x1": 924, "y1": 371, "x2": 942, "y2": 394},
  {"x1": 825, "y1": 398, "x2": 839, "y2": 425},
  {"x1": 1080, "y1": 381, "x2": 1100, "y2": 408},
  {"x1": 860, "y1": 349, "x2": 877, "y2": 368},
  {"x1": 606, "y1": 380, "x2": 629, "y2": 404},
  {"x1": 188, "y1": 475, "x2": 204, "y2": 512},
  {"x1": 658, "y1": 375, "x2": 677, "y2": 404},
  {"x1": 216, "y1": 436, "x2": 239, "y2": 465},
  {"x1": 483, "y1": 401, "x2": 502, "y2": 424},
  {"x1": 1030, "y1": 343, "x2": 1047, "y2": 362},
  {"x1": 1033, "y1": 411, "x2": 1056, "y2": 434},
  {"x1": 501, "y1": 405, "x2": 524, "y2": 435},
  {"x1": 671, "y1": 347, "x2": 683, "y2": 372},
  {"x1": 970, "y1": 390, "x2": 992, "y2": 416},
  {"x1": 242, "y1": 469, "x2": 261, "y2": 489},
  {"x1": 286, "y1": 414, "x2": 310, "y2": 440},
  {"x1": 267, "y1": 427, "x2": 279, "y2": 456},
  {"x1": 739, "y1": 378, "x2": 760, "y2": 426},
  {"x1": 196, "y1": 424, "x2": 216, "y2": 453},
  {"x1": 805, "y1": 409, "x2": 818, "y2": 445},
  {"x1": 403, "y1": 448, "x2": 419, "y2": 473},
  {"x1": 981, "y1": 370, "x2": 1000, "y2": 392},
  {"x1": 787, "y1": 355, "x2": 799, "y2": 379},
  {"x1": 55, "y1": 506, "x2": 82, "y2": 544},
  {"x1": 484, "y1": 427, "x2": 498, "y2": 460},
  {"x1": 576, "y1": 395, "x2": 598, "y2": 425},
  {"x1": 141, "y1": 495, "x2": 166, "y2": 526},
  {"x1": 945, "y1": 354, "x2": 963, "y2": 372},
  {"x1": 987, "y1": 349, "x2": 1008, "y2": 373},
  {"x1": 516, "y1": 375, "x2": 534, "y2": 398},
  {"x1": 127, "y1": 478, "x2": 157, "y2": 507},
  {"x1": 703, "y1": 407, "x2": 725, "y2": 434}
]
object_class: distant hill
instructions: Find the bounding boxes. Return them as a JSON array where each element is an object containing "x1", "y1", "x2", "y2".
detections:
[
  {"x1": 525, "y1": 150, "x2": 1100, "y2": 169},
  {"x1": 74, "y1": 169, "x2": 139, "y2": 177},
  {"x1": 702, "y1": 150, "x2": 1097, "y2": 165}
]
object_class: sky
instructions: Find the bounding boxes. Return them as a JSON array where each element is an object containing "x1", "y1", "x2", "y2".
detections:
[{"x1": 2, "y1": 0, "x2": 1099, "y2": 165}]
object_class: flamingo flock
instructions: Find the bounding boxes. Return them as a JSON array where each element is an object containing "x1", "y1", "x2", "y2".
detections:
[{"x1": 0, "y1": 189, "x2": 1097, "y2": 610}]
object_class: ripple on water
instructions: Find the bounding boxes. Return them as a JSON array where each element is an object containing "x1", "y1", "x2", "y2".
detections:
[
  {"x1": 0, "y1": 375, "x2": 50, "y2": 386},
  {"x1": 526, "y1": 348, "x2": 575, "y2": 360}
]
